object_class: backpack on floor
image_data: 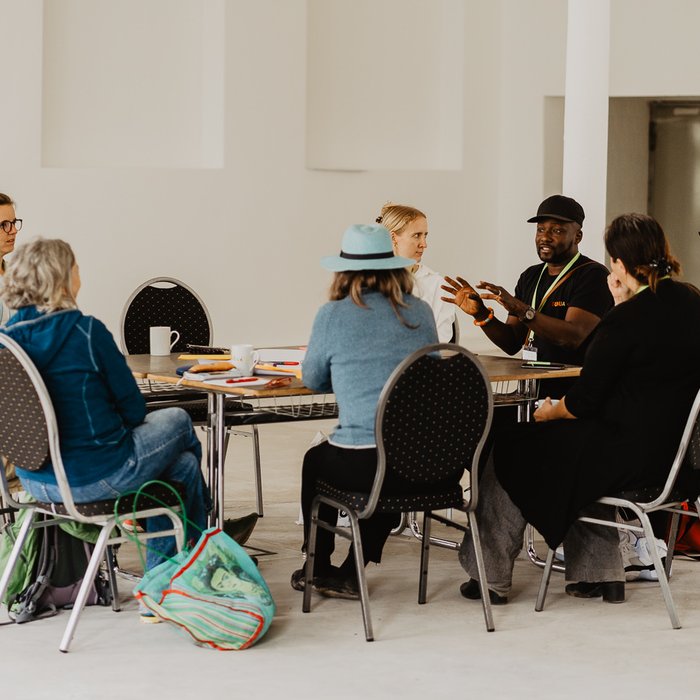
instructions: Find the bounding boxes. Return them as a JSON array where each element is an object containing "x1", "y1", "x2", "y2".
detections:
[
  {"x1": 3, "y1": 514, "x2": 112, "y2": 624},
  {"x1": 672, "y1": 503, "x2": 700, "y2": 558}
]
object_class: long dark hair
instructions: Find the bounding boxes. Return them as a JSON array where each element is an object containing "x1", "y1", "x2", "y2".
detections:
[{"x1": 604, "y1": 213, "x2": 681, "y2": 292}]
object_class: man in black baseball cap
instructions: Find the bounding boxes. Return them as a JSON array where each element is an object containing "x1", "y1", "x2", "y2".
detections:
[{"x1": 442, "y1": 193, "x2": 613, "y2": 395}]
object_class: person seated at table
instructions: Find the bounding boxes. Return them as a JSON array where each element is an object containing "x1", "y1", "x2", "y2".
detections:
[
  {"x1": 0, "y1": 192, "x2": 22, "y2": 491},
  {"x1": 0, "y1": 239, "x2": 209, "y2": 600},
  {"x1": 376, "y1": 201, "x2": 456, "y2": 343},
  {"x1": 441, "y1": 195, "x2": 613, "y2": 398},
  {"x1": 458, "y1": 213, "x2": 700, "y2": 605},
  {"x1": 291, "y1": 223, "x2": 438, "y2": 599},
  {"x1": 0, "y1": 192, "x2": 22, "y2": 326}
]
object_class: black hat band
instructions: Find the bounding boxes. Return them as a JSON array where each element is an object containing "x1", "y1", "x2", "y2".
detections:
[{"x1": 340, "y1": 250, "x2": 394, "y2": 260}]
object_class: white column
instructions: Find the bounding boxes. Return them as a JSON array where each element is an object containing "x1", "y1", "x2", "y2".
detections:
[{"x1": 562, "y1": 0, "x2": 611, "y2": 261}]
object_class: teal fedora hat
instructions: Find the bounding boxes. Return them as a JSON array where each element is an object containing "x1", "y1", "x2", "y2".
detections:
[{"x1": 320, "y1": 224, "x2": 415, "y2": 272}]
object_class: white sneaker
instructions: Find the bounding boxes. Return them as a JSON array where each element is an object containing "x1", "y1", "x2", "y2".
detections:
[{"x1": 621, "y1": 531, "x2": 670, "y2": 581}]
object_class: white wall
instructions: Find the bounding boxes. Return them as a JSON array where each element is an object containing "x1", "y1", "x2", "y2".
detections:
[{"x1": 1, "y1": 0, "x2": 700, "y2": 354}]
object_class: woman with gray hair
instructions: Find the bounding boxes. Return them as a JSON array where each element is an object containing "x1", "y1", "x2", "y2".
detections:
[{"x1": 0, "y1": 238, "x2": 209, "y2": 617}]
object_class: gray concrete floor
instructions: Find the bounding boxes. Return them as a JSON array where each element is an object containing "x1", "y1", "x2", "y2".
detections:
[{"x1": 2, "y1": 419, "x2": 700, "y2": 699}]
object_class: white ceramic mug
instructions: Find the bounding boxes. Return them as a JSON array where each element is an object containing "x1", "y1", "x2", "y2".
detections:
[
  {"x1": 230, "y1": 344, "x2": 259, "y2": 376},
  {"x1": 149, "y1": 326, "x2": 180, "y2": 356}
]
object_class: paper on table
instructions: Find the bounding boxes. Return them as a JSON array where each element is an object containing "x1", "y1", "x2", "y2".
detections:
[
  {"x1": 182, "y1": 370, "x2": 241, "y2": 381},
  {"x1": 254, "y1": 348, "x2": 305, "y2": 378},
  {"x1": 203, "y1": 377, "x2": 271, "y2": 387},
  {"x1": 256, "y1": 348, "x2": 306, "y2": 363}
]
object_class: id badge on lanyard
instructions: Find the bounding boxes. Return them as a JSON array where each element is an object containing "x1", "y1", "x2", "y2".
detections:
[
  {"x1": 520, "y1": 252, "x2": 581, "y2": 363},
  {"x1": 522, "y1": 338, "x2": 537, "y2": 362}
]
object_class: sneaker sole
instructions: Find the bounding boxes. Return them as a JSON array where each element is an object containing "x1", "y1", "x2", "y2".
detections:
[
  {"x1": 314, "y1": 585, "x2": 360, "y2": 601},
  {"x1": 140, "y1": 614, "x2": 162, "y2": 624}
]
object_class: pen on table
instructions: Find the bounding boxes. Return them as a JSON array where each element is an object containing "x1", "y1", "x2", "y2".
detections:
[{"x1": 269, "y1": 361, "x2": 300, "y2": 366}]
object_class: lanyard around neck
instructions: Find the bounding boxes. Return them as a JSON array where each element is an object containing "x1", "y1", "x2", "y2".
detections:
[
  {"x1": 526, "y1": 251, "x2": 581, "y2": 345},
  {"x1": 530, "y1": 251, "x2": 581, "y2": 311}
]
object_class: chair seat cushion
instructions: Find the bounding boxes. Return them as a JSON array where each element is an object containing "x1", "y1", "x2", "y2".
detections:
[
  {"x1": 35, "y1": 480, "x2": 186, "y2": 518},
  {"x1": 316, "y1": 479, "x2": 464, "y2": 513},
  {"x1": 612, "y1": 484, "x2": 689, "y2": 504}
]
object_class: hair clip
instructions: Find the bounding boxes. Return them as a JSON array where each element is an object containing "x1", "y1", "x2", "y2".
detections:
[
  {"x1": 649, "y1": 257, "x2": 671, "y2": 275},
  {"x1": 375, "y1": 215, "x2": 383, "y2": 223}
]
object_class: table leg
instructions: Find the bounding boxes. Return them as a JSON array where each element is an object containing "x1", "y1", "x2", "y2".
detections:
[
  {"x1": 215, "y1": 393, "x2": 226, "y2": 529},
  {"x1": 206, "y1": 392, "x2": 218, "y2": 527}
]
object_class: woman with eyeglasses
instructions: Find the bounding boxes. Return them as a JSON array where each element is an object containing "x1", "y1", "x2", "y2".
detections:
[{"x1": 0, "y1": 192, "x2": 22, "y2": 325}]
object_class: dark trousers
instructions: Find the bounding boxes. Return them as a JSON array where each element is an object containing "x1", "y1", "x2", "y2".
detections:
[{"x1": 300, "y1": 441, "x2": 399, "y2": 575}]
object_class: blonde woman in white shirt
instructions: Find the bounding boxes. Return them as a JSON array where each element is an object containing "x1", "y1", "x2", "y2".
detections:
[{"x1": 376, "y1": 202, "x2": 457, "y2": 342}]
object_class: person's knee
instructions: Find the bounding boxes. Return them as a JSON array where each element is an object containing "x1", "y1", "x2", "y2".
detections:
[{"x1": 156, "y1": 406, "x2": 194, "y2": 432}]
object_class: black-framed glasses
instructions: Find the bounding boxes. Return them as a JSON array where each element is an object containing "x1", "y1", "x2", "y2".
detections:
[{"x1": 0, "y1": 219, "x2": 22, "y2": 233}]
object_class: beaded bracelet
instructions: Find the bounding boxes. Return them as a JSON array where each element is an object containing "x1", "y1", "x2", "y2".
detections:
[{"x1": 473, "y1": 307, "x2": 494, "y2": 326}]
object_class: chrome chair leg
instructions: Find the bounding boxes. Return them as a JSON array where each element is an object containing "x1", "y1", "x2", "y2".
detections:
[
  {"x1": 105, "y1": 545, "x2": 121, "y2": 612},
  {"x1": 252, "y1": 425, "x2": 264, "y2": 517},
  {"x1": 526, "y1": 524, "x2": 565, "y2": 572},
  {"x1": 638, "y1": 510, "x2": 681, "y2": 629},
  {"x1": 0, "y1": 508, "x2": 36, "y2": 606},
  {"x1": 347, "y1": 510, "x2": 373, "y2": 642},
  {"x1": 418, "y1": 511, "x2": 431, "y2": 604},
  {"x1": 302, "y1": 501, "x2": 319, "y2": 614},
  {"x1": 60, "y1": 524, "x2": 113, "y2": 653},
  {"x1": 390, "y1": 511, "x2": 407, "y2": 536},
  {"x1": 665, "y1": 511, "x2": 681, "y2": 580},
  {"x1": 468, "y1": 511, "x2": 494, "y2": 632},
  {"x1": 535, "y1": 547, "x2": 556, "y2": 612}
]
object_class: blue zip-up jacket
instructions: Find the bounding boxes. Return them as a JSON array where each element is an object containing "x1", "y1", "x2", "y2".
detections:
[{"x1": 3, "y1": 306, "x2": 146, "y2": 486}]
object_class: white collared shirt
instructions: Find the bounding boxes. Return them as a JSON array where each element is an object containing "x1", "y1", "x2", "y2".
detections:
[{"x1": 413, "y1": 263, "x2": 456, "y2": 343}]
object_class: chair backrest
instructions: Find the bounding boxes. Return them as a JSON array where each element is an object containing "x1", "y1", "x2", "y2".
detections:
[
  {"x1": 368, "y1": 343, "x2": 493, "y2": 515},
  {"x1": 0, "y1": 333, "x2": 79, "y2": 515},
  {"x1": 120, "y1": 277, "x2": 213, "y2": 354},
  {"x1": 652, "y1": 387, "x2": 700, "y2": 506}
]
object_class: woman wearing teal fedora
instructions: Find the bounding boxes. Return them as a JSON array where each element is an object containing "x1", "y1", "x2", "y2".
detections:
[{"x1": 291, "y1": 224, "x2": 438, "y2": 599}]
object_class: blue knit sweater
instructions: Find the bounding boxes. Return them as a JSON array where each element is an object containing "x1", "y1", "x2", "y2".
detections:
[{"x1": 303, "y1": 291, "x2": 438, "y2": 447}]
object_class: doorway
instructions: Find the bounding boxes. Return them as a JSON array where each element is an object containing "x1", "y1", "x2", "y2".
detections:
[{"x1": 648, "y1": 101, "x2": 700, "y2": 286}]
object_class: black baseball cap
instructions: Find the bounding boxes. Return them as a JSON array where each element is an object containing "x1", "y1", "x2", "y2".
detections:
[{"x1": 527, "y1": 195, "x2": 585, "y2": 227}]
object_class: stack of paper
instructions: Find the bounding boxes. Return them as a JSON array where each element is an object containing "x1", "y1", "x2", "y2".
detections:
[{"x1": 254, "y1": 348, "x2": 305, "y2": 379}]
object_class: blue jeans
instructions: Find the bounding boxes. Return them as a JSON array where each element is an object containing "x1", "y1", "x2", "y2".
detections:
[{"x1": 23, "y1": 408, "x2": 209, "y2": 570}]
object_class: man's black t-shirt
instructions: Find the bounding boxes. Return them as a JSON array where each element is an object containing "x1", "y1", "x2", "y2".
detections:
[{"x1": 512, "y1": 254, "x2": 613, "y2": 396}]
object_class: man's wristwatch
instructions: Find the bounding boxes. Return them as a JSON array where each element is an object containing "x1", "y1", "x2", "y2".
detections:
[{"x1": 520, "y1": 306, "x2": 536, "y2": 323}]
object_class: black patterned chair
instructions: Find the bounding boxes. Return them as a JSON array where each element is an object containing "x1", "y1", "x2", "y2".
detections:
[
  {"x1": 0, "y1": 332, "x2": 186, "y2": 652},
  {"x1": 302, "y1": 344, "x2": 495, "y2": 641},
  {"x1": 120, "y1": 277, "x2": 264, "y2": 516},
  {"x1": 535, "y1": 387, "x2": 700, "y2": 629}
]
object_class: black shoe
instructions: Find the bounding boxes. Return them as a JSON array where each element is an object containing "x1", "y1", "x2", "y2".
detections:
[
  {"x1": 565, "y1": 581, "x2": 625, "y2": 603},
  {"x1": 290, "y1": 568, "x2": 307, "y2": 592},
  {"x1": 314, "y1": 575, "x2": 360, "y2": 601},
  {"x1": 223, "y1": 513, "x2": 259, "y2": 546},
  {"x1": 459, "y1": 578, "x2": 508, "y2": 605}
]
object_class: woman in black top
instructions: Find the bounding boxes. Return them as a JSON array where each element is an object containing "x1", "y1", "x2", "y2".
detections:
[{"x1": 458, "y1": 213, "x2": 700, "y2": 604}]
